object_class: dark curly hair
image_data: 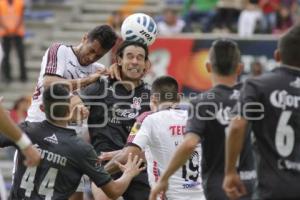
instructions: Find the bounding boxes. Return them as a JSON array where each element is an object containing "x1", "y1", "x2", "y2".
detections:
[{"x1": 87, "y1": 25, "x2": 118, "y2": 50}]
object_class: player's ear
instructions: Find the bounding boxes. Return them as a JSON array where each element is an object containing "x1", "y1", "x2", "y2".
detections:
[
  {"x1": 236, "y1": 62, "x2": 244, "y2": 76},
  {"x1": 144, "y1": 59, "x2": 151, "y2": 74},
  {"x1": 274, "y1": 49, "x2": 281, "y2": 62},
  {"x1": 150, "y1": 95, "x2": 158, "y2": 112},
  {"x1": 117, "y1": 56, "x2": 122, "y2": 66},
  {"x1": 206, "y1": 62, "x2": 212, "y2": 73},
  {"x1": 39, "y1": 104, "x2": 45, "y2": 113}
]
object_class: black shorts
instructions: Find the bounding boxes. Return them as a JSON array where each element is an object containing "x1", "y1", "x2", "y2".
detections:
[{"x1": 112, "y1": 170, "x2": 150, "y2": 200}]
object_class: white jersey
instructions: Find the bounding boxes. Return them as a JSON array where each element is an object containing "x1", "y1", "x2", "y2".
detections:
[
  {"x1": 26, "y1": 43, "x2": 104, "y2": 122},
  {"x1": 132, "y1": 109, "x2": 205, "y2": 200}
]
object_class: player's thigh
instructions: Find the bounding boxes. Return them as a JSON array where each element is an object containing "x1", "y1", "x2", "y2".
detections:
[{"x1": 122, "y1": 171, "x2": 150, "y2": 200}]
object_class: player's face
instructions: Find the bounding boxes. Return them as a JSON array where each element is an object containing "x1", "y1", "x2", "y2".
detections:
[
  {"x1": 118, "y1": 45, "x2": 147, "y2": 81},
  {"x1": 78, "y1": 38, "x2": 108, "y2": 66}
]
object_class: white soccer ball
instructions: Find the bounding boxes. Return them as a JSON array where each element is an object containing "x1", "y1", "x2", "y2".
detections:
[{"x1": 121, "y1": 13, "x2": 157, "y2": 46}]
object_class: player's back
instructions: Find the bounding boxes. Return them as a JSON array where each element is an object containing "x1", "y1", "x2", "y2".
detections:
[
  {"x1": 242, "y1": 66, "x2": 300, "y2": 199},
  {"x1": 10, "y1": 120, "x2": 107, "y2": 200},
  {"x1": 144, "y1": 109, "x2": 203, "y2": 199},
  {"x1": 187, "y1": 83, "x2": 255, "y2": 200}
]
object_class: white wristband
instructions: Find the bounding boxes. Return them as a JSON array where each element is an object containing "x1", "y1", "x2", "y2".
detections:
[{"x1": 16, "y1": 134, "x2": 32, "y2": 150}]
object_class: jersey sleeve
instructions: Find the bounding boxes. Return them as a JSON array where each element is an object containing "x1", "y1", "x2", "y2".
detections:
[
  {"x1": 79, "y1": 147, "x2": 112, "y2": 187},
  {"x1": 185, "y1": 98, "x2": 207, "y2": 138},
  {"x1": 131, "y1": 116, "x2": 152, "y2": 150},
  {"x1": 0, "y1": 134, "x2": 14, "y2": 147},
  {"x1": 44, "y1": 43, "x2": 66, "y2": 77},
  {"x1": 237, "y1": 78, "x2": 263, "y2": 120},
  {"x1": 126, "y1": 111, "x2": 153, "y2": 143}
]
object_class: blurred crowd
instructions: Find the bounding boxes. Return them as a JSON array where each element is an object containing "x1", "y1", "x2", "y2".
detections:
[{"x1": 109, "y1": 0, "x2": 300, "y2": 37}]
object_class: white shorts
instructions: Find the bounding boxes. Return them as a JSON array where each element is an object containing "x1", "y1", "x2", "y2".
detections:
[{"x1": 166, "y1": 191, "x2": 206, "y2": 200}]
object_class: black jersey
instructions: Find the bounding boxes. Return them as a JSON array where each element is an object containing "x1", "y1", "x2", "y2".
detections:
[
  {"x1": 80, "y1": 78, "x2": 151, "y2": 153},
  {"x1": 238, "y1": 66, "x2": 300, "y2": 200},
  {"x1": 186, "y1": 83, "x2": 255, "y2": 200},
  {"x1": 0, "y1": 121, "x2": 111, "y2": 200}
]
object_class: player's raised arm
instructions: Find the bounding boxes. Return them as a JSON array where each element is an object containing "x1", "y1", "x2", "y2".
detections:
[{"x1": 0, "y1": 103, "x2": 41, "y2": 166}]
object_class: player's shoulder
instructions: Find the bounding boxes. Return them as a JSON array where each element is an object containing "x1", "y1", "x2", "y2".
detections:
[
  {"x1": 136, "y1": 111, "x2": 154, "y2": 123},
  {"x1": 20, "y1": 120, "x2": 48, "y2": 133},
  {"x1": 68, "y1": 135, "x2": 94, "y2": 155},
  {"x1": 148, "y1": 108, "x2": 187, "y2": 120},
  {"x1": 190, "y1": 88, "x2": 218, "y2": 105},
  {"x1": 48, "y1": 43, "x2": 67, "y2": 51},
  {"x1": 245, "y1": 67, "x2": 290, "y2": 85},
  {"x1": 91, "y1": 62, "x2": 105, "y2": 69}
]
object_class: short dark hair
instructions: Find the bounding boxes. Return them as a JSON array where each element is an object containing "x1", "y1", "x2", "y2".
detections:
[
  {"x1": 278, "y1": 25, "x2": 300, "y2": 67},
  {"x1": 116, "y1": 41, "x2": 149, "y2": 61},
  {"x1": 87, "y1": 25, "x2": 118, "y2": 50},
  {"x1": 209, "y1": 39, "x2": 241, "y2": 75},
  {"x1": 43, "y1": 83, "x2": 70, "y2": 122},
  {"x1": 151, "y1": 76, "x2": 179, "y2": 102}
]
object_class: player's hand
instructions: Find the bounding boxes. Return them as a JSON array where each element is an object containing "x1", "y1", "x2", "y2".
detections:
[
  {"x1": 71, "y1": 104, "x2": 89, "y2": 124},
  {"x1": 115, "y1": 153, "x2": 145, "y2": 177},
  {"x1": 88, "y1": 68, "x2": 108, "y2": 83},
  {"x1": 107, "y1": 63, "x2": 122, "y2": 81},
  {"x1": 21, "y1": 145, "x2": 41, "y2": 167},
  {"x1": 99, "y1": 150, "x2": 121, "y2": 161},
  {"x1": 149, "y1": 178, "x2": 168, "y2": 200},
  {"x1": 223, "y1": 172, "x2": 247, "y2": 200}
]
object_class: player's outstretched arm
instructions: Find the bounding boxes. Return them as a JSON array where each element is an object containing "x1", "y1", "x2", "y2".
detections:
[
  {"x1": 101, "y1": 153, "x2": 145, "y2": 199},
  {"x1": 43, "y1": 68, "x2": 107, "y2": 91},
  {"x1": 149, "y1": 133, "x2": 200, "y2": 200},
  {"x1": 104, "y1": 146, "x2": 142, "y2": 174},
  {"x1": 223, "y1": 116, "x2": 248, "y2": 200},
  {"x1": 0, "y1": 104, "x2": 41, "y2": 166}
]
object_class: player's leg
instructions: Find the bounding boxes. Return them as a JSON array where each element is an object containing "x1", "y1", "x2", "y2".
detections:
[
  {"x1": 14, "y1": 35, "x2": 27, "y2": 82},
  {"x1": 1, "y1": 36, "x2": 12, "y2": 82}
]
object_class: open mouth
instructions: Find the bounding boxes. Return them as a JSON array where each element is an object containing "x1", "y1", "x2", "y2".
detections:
[{"x1": 128, "y1": 68, "x2": 140, "y2": 73}]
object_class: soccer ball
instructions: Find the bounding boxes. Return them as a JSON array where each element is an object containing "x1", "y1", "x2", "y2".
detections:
[{"x1": 121, "y1": 13, "x2": 157, "y2": 46}]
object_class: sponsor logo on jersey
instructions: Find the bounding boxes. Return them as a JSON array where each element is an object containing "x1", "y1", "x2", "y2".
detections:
[
  {"x1": 35, "y1": 144, "x2": 67, "y2": 166},
  {"x1": 270, "y1": 90, "x2": 300, "y2": 109},
  {"x1": 44, "y1": 134, "x2": 58, "y2": 144},
  {"x1": 239, "y1": 170, "x2": 257, "y2": 180},
  {"x1": 131, "y1": 97, "x2": 142, "y2": 110},
  {"x1": 278, "y1": 159, "x2": 300, "y2": 172},
  {"x1": 182, "y1": 180, "x2": 201, "y2": 189},
  {"x1": 169, "y1": 125, "x2": 186, "y2": 136},
  {"x1": 290, "y1": 77, "x2": 300, "y2": 88}
]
